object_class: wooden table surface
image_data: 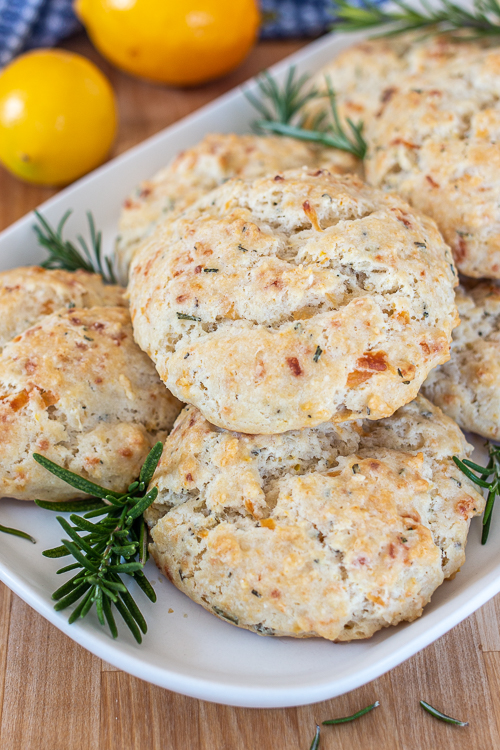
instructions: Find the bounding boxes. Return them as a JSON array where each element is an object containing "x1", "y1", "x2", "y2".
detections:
[{"x1": 1, "y1": 32, "x2": 500, "y2": 750}]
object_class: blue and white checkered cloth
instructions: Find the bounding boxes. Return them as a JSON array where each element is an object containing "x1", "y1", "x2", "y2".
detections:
[
  {"x1": 0, "y1": 0, "x2": 335, "y2": 68},
  {"x1": 0, "y1": 0, "x2": 80, "y2": 66},
  {"x1": 260, "y1": 0, "x2": 334, "y2": 38}
]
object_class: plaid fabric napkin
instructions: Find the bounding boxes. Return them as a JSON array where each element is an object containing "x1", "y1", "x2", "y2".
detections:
[
  {"x1": 0, "y1": 0, "x2": 80, "y2": 66},
  {"x1": 0, "y1": 0, "x2": 335, "y2": 68},
  {"x1": 260, "y1": 0, "x2": 334, "y2": 38}
]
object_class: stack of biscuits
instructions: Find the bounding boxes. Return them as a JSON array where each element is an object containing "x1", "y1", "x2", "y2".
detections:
[
  {"x1": 3, "y1": 32, "x2": 498, "y2": 643},
  {"x1": 120, "y1": 122, "x2": 487, "y2": 640}
]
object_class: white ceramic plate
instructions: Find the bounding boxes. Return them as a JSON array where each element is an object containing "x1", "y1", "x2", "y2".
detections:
[{"x1": 0, "y1": 30, "x2": 497, "y2": 709}]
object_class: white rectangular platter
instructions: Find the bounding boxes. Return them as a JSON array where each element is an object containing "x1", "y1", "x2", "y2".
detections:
[{"x1": 0, "y1": 29, "x2": 497, "y2": 709}]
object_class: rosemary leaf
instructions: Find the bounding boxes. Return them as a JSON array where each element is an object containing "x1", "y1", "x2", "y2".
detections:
[
  {"x1": 133, "y1": 570, "x2": 157, "y2": 603},
  {"x1": 95, "y1": 578, "x2": 127, "y2": 593},
  {"x1": 323, "y1": 700, "x2": 379, "y2": 724},
  {"x1": 138, "y1": 517, "x2": 148, "y2": 566},
  {"x1": 35, "y1": 498, "x2": 106, "y2": 513},
  {"x1": 79, "y1": 590, "x2": 96, "y2": 619},
  {"x1": 56, "y1": 562, "x2": 81, "y2": 574},
  {"x1": 84, "y1": 507, "x2": 114, "y2": 519},
  {"x1": 107, "y1": 561, "x2": 144, "y2": 573},
  {"x1": 102, "y1": 594, "x2": 118, "y2": 639},
  {"x1": 483, "y1": 502, "x2": 495, "y2": 542},
  {"x1": 33, "y1": 454, "x2": 122, "y2": 500},
  {"x1": 126, "y1": 487, "x2": 158, "y2": 521},
  {"x1": 176, "y1": 312, "x2": 201, "y2": 321},
  {"x1": 52, "y1": 571, "x2": 86, "y2": 601},
  {"x1": 309, "y1": 725, "x2": 321, "y2": 750},
  {"x1": 0, "y1": 524, "x2": 36, "y2": 544},
  {"x1": 42, "y1": 544, "x2": 71, "y2": 558},
  {"x1": 113, "y1": 596, "x2": 143, "y2": 644},
  {"x1": 420, "y1": 700, "x2": 468, "y2": 726},
  {"x1": 111, "y1": 543, "x2": 138, "y2": 557},
  {"x1": 139, "y1": 442, "x2": 164, "y2": 487},
  {"x1": 117, "y1": 584, "x2": 148, "y2": 634},
  {"x1": 69, "y1": 515, "x2": 106, "y2": 533},
  {"x1": 95, "y1": 589, "x2": 105, "y2": 626},
  {"x1": 68, "y1": 588, "x2": 95, "y2": 624},
  {"x1": 461, "y1": 458, "x2": 495, "y2": 475},
  {"x1": 54, "y1": 582, "x2": 92, "y2": 611},
  {"x1": 62, "y1": 540, "x2": 100, "y2": 572}
]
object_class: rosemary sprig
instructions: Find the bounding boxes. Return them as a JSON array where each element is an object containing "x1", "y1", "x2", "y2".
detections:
[
  {"x1": 420, "y1": 700, "x2": 469, "y2": 726},
  {"x1": 330, "y1": 0, "x2": 500, "y2": 39},
  {"x1": 245, "y1": 67, "x2": 367, "y2": 159},
  {"x1": 453, "y1": 442, "x2": 500, "y2": 544},
  {"x1": 323, "y1": 700, "x2": 380, "y2": 724},
  {"x1": 34, "y1": 210, "x2": 117, "y2": 284},
  {"x1": 33, "y1": 442, "x2": 163, "y2": 643},
  {"x1": 0, "y1": 523, "x2": 36, "y2": 544}
]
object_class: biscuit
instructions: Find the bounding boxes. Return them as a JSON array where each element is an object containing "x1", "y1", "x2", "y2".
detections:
[
  {"x1": 115, "y1": 133, "x2": 359, "y2": 281},
  {"x1": 0, "y1": 266, "x2": 125, "y2": 350},
  {"x1": 145, "y1": 396, "x2": 484, "y2": 641},
  {"x1": 310, "y1": 35, "x2": 500, "y2": 278},
  {"x1": 423, "y1": 282, "x2": 500, "y2": 438},
  {"x1": 0, "y1": 307, "x2": 181, "y2": 501},
  {"x1": 129, "y1": 168, "x2": 458, "y2": 434}
]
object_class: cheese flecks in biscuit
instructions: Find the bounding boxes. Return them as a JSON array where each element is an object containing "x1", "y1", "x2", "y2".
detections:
[
  {"x1": 310, "y1": 34, "x2": 500, "y2": 278},
  {"x1": 115, "y1": 133, "x2": 360, "y2": 281},
  {"x1": 145, "y1": 396, "x2": 484, "y2": 642},
  {"x1": 423, "y1": 282, "x2": 500, "y2": 438},
  {"x1": 129, "y1": 168, "x2": 458, "y2": 434},
  {"x1": 0, "y1": 307, "x2": 182, "y2": 501},
  {"x1": 0, "y1": 266, "x2": 125, "y2": 350}
]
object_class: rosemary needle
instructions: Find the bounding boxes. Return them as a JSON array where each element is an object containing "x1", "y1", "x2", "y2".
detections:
[
  {"x1": 323, "y1": 700, "x2": 380, "y2": 724},
  {"x1": 33, "y1": 442, "x2": 163, "y2": 643},
  {"x1": 0, "y1": 524, "x2": 36, "y2": 544},
  {"x1": 453, "y1": 442, "x2": 500, "y2": 544},
  {"x1": 309, "y1": 724, "x2": 321, "y2": 750},
  {"x1": 420, "y1": 700, "x2": 469, "y2": 727}
]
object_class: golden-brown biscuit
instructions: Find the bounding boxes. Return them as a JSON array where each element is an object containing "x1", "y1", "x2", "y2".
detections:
[
  {"x1": 0, "y1": 307, "x2": 181, "y2": 501},
  {"x1": 145, "y1": 396, "x2": 484, "y2": 641},
  {"x1": 129, "y1": 168, "x2": 458, "y2": 434},
  {"x1": 310, "y1": 34, "x2": 500, "y2": 278}
]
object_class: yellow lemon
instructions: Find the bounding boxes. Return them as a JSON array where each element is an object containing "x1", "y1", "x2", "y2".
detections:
[
  {"x1": 0, "y1": 49, "x2": 117, "y2": 186},
  {"x1": 75, "y1": 0, "x2": 260, "y2": 87}
]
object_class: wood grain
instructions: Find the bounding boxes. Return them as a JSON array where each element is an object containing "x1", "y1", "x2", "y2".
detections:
[{"x1": 1, "y1": 30, "x2": 500, "y2": 750}]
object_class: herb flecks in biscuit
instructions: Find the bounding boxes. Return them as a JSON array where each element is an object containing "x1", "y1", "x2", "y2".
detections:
[
  {"x1": 129, "y1": 168, "x2": 458, "y2": 434},
  {"x1": 145, "y1": 397, "x2": 484, "y2": 641}
]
